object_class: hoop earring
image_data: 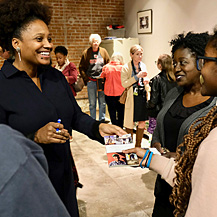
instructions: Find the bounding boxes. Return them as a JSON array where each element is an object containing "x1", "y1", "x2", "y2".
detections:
[{"x1": 16, "y1": 47, "x2": 21, "y2": 61}]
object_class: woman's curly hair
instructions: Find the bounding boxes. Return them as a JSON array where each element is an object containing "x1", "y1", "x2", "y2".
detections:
[
  {"x1": 170, "y1": 106, "x2": 217, "y2": 216},
  {"x1": 207, "y1": 28, "x2": 217, "y2": 51},
  {"x1": 170, "y1": 32, "x2": 210, "y2": 58},
  {"x1": 0, "y1": 0, "x2": 52, "y2": 54}
]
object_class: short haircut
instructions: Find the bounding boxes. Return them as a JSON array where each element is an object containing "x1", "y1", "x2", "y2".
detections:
[
  {"x1": 110, "y1": 52, "x2": 124, "y2": 65},
  {"x1": 89, "y1": 34, "x2": 101, "y2": 44},
  {"x1": 54, "y1": 46, "x2": 68, "y2": 56},
  {"x1": 170, "y1": 32, "x2": 210, "y2": 58}
]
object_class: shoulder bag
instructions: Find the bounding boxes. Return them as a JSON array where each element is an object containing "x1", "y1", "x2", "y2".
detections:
[
  {"x1": 119, "y1": 87, "x2": 129, "y2": 104},
  {"x1": 73, "y1": 74, "x2": 85, "y2": 92}
]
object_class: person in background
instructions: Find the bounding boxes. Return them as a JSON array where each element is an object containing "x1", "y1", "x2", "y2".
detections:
[
  {"x1": 121, "y1": 44, "x2": 149, "y2": 147},
  {"x1": 0, "y1": 1, "x2": 126, "y2": 216},
  {"x1": 54, "y1": 43, "x2": 81, "y2": 191},
  {"x1": 150, "y1": 32, "x2": 216, "y2": 217},
  {"x1": 0, "y1": 124, "x2": 70, "y2": 217},
  {"x1": 147, "y1": 54, "x2": 177, "y2": 134},
  {"x1": 124, "y1": 29, "x2": 217, "y2": 217},
  {"x1": 54, "y1": 46, "x2": 78, "y2": 96},
  {"x1": 79, "y1": 34, "x2": 110, "y2": 122},
  {"x1": 101, "y1": 52, "x2": 125, "y2": 128}
]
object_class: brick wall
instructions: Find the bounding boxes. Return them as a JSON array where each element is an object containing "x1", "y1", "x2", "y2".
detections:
[{"x1": 0, "y1": 0, "x2": 125, "y2": 100}]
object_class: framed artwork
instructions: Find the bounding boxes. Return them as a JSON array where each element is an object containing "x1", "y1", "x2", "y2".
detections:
[{"x1": 137, "y1": 9, "x2": 152, "y2": 34}]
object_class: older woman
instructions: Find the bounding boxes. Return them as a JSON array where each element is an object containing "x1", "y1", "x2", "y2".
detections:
[
  {"x1": 101, "y1": 52, "x2": 125, "y2": 128},
  {"x1": 121, "y1": 44, "x2": 149, "y2": 147},
  {"x1": 0, "y1": 0, "x2": 125, "y2": 216},
  {"x1": 79, "y1": 34, "x2": 110, "y2": 121}
]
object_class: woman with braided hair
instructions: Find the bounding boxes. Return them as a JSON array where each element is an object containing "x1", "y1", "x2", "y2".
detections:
[{"x1": 124, "y1": 30, "x2": 217, "y2": 217}]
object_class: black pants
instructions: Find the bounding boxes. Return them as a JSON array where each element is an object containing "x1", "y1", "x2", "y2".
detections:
[
  {"x1": 152, "y1": 175, "x2": 175, "y2": 217},
  {"x1": 105, "y1": 95, "x2": 124, "y2": 128}
]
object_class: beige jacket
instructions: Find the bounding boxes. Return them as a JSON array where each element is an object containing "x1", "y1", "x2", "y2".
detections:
[{"x1": 121, "y1": 61, "x2": 148, "y2": 129}]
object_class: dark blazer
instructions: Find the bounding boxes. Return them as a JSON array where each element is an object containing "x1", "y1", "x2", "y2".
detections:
[{"x1": 147, "y1": 71, "x2": 177, "y2": 118}]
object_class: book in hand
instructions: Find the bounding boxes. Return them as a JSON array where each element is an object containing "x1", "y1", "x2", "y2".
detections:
[{"x1": 104, "y1": 134, "x2": 139, "y2": 167}]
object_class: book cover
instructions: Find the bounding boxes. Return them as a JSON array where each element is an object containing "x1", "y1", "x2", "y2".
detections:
[{"x1": 104, "y1": 134, "x2": 139, "y2": 167}]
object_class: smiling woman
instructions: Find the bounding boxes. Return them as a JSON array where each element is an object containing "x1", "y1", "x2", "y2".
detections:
[
  {"x1": 150, "y1": 32, "x2": 217, "y2": 217},
  {"x1": 124, "y1": 30, "x2": 217, "y2": 217},
  {"x1": 11, "y1": 19, "x2": 53, "y2": 91},
  {"x1": 0, "y1": 0, "x2": 126, "y2": 216}
]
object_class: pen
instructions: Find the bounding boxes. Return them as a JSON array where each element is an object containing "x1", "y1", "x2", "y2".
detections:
[{"x1": 56, "y1": 119, "x2": 61, "y2": 133}]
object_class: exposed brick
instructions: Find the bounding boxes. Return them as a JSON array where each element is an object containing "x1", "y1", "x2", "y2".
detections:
[{"x1": 0, "y1": 0, "x2": 124, "y2": 100}]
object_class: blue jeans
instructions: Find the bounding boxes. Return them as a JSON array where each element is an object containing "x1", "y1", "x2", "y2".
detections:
[{"x1": 87, "y1": 80, "x2": 106, "y2": 121}]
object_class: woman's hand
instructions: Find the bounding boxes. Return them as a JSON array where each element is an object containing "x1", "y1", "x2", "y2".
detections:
[
  {"x1": 99, "y1": 123, "x2": 126, "y2": 137},
  {"x1": 137, "y1": 71, "x2": 147, "y2": 78},
  {"x1": 143, "y1": 78, "x2": 150, "y2": 85},
  {"x1": 123, "y1": 147, "x2": 150, "y2": 167},
  {"x1": 34, "y1": 122, "x2": 70, "y2": 144}
]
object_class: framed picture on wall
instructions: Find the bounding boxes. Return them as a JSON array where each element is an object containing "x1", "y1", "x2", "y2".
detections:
[{"x1": 137, "y1": 9, "x2": 152, "y2": 34}]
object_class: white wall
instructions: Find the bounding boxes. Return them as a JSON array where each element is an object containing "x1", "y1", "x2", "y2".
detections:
[{"x1": 124, "y1": 0, "x2": 217, "y2": 78}]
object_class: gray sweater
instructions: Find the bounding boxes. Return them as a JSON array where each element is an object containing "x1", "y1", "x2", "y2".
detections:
[
  {"x1": 0, "y1": 124, "x2": 70, "y2": 217},
  {"x1": 151, "y1": 86, "x2": 217, "y2": 147}
]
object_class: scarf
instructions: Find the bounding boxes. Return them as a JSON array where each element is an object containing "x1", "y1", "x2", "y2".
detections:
[{"x1": 55, "y1": 59, "x2": 70, "y2": 72}]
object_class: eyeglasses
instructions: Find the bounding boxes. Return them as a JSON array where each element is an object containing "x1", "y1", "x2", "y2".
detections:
[{"x1": 196, "y1": 56, "x2": 217, "y2": 71}]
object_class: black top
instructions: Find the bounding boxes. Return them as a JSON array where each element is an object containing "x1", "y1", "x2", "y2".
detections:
[
  {"x1": 164, "y1": 93, "x2": 214, "y2": 152},
  {"x1": 147, "y1": 71, "x2": 177, "y2": 118},
  {"x1": 86, "y1": 49, "x2": 104, "y2": 78},
  {"x1": 0, "y1": 60, "x2": 103, "y2": 217}
]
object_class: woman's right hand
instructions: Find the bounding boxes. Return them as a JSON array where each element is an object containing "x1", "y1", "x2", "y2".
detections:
[
  {"x1": 34, "y1": 122, "x2": 70, "y2": 144},
  {"x1": 137, "y1": 71, "x2": 147, "y2": 78}
]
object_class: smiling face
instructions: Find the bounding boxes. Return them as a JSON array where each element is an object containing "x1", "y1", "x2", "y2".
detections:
[
  {"x1": 173, "y1": 47, "x2": 200, "y2": 87},
  {"x1": 201, "y1": 44, "x2": 217, "y2": 96},
  {"x1": 13, "y1": 19, "x2": 53, "y2": 67},
  {"x1": 55, "y1": 52, "x2": 66, "y2": 67}
]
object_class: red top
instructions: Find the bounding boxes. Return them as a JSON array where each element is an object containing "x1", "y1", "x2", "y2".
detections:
[
  {"x1": 55, "y1": 62, "x2": 78, "y2": 96},
  {"x1": 101, "y1": 61, "x2": 125, "y2": 96}
]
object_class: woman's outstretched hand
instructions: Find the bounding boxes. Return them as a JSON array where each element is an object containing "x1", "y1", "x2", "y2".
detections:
[
  {"x1": 34, "y1": 122, "x2": 70, "y2": 144},
  {"x1": 99, "y1": 123, "x2": 126, "y2": 137}
]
